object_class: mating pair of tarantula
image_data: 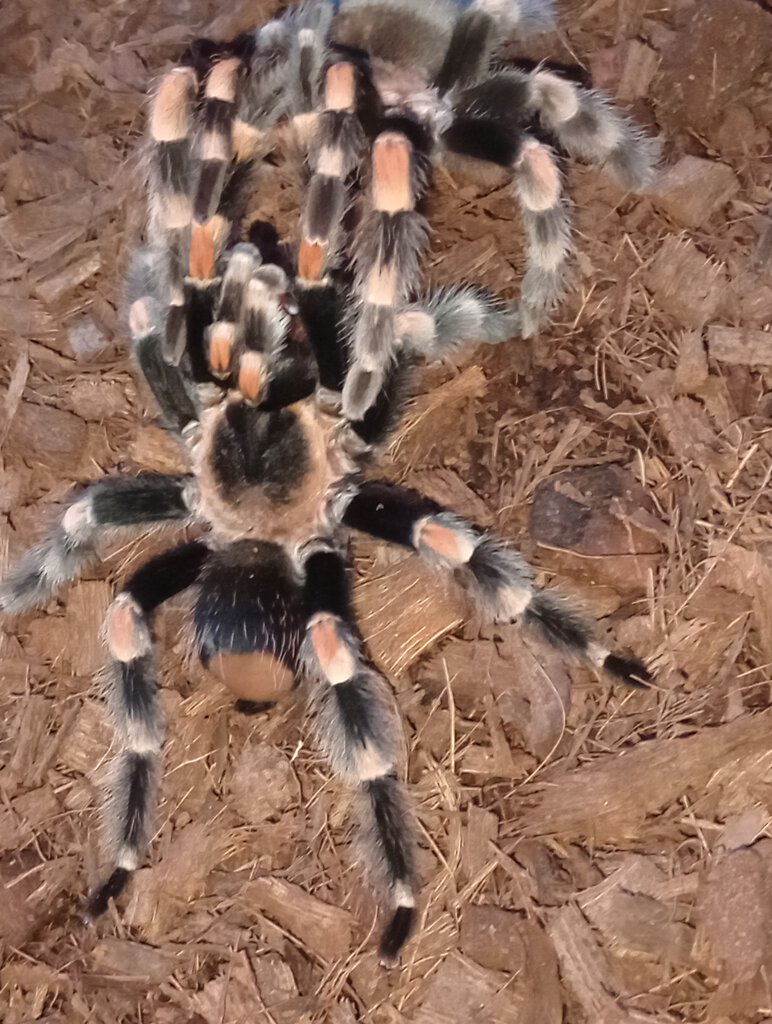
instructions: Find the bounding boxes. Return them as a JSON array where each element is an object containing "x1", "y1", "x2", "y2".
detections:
[{"x1": 0, "y1": 0, "x2": 657, "y2": 965}]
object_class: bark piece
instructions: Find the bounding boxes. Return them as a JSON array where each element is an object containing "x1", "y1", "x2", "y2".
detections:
[
  {"x1": 90, "y1": 937, "x2": 177, "y2": 985},
  {"x1": 6, "y1": 402, "x2": 87, "y2": 473},
  {"x1": 696, "y1": 848, "x2": 772, "y2": 1019},
  {"x1": 517, "y1": 708, "x2": 772, "y2": 843},
  {"x1": 460, "y1": 907, "x2": 562, "y2": 1023},
  {"x1": 650, "y1": 157, "x2": 740, "y2": 229},
  {"x1": 419, "y1": 628, "x2": 571, "y2": 759},
  {"x1": 549, "y1": 903, "x2": 676, "y2": 1024},
  {"x1": 242, "y1": 877, "x2": 354, "y2": 961},
  {"x1": 529, "y1": 464, "x2": 663, "y2": 596},
  {"x1": 461, "y1": 806, "x2": 499, "y2": 883},
  {"x1": 590, "y1": 40, "x2": 658, "y2": 103},
  {"x1": 34, "y1": 247, "x2": 102, "y2": 305},
  {"x1": 674, "y1": 331, "x2": 709, "y2": 392},
  {"x1": 193, "y1": 951, "x2": 266, "y2": 1024},
  {"x1": 645, "y1": 235, "x2": 726, "y2": 328},
  {"x1": 356, "y1": 554, "x2": 464, "y2": 677},
  {"x1": 227, "y1": 742, "x2": 300, "y2": 827},
  {"x1": 412, "y1": 952, "x2": 526, "y2": 1024},
  {"x1": 707, "y1": 326, "x2": 772, "y2": 367}
]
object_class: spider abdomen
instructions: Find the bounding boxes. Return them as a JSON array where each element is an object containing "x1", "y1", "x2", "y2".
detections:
[{"x1": 195, "y1": 540, "x2": 303, "y2": 702}]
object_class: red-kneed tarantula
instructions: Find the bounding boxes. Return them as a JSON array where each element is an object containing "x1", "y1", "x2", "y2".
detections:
[
  {"x1": 0, "y1": 0, "x2": 653, "y2": 967},
  {"x1": 157, "y1": 0, "x2": 659, "y2": 419}
]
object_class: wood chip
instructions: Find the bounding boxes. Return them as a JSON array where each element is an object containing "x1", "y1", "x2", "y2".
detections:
[
  {"x1": 590, "y1": 40, "x2": 659, "y2": 102},
  {"x1": 4, "y1": 147, "x2": 86, "y2": 204},
  {"x1": 458, "y1": 910, "x2": 562, "y2": 1023},
  {"x1": 518, "y1": 708, "x2": 772, "y2": 843},
  {"x1": 0, "y1": 345, "x2": 30, "y2": 446},
  {"x1": 529, "y1": 464, "x2": 663, "y2": 596},
  {"x1": 242, "y1": 877, "x2": 355, "y2": 960},
  {"x1": 579, "y1": 886, "x2": 694, "y2": 964},
  {"x1": 66, "y1": 580, "x2": 112, "y2": 676},
  {"x1": 654, "y1": 0, "x2": 772, "y2": 136},
  {"x1": 33, "y1": 246, "x2": 102, "y2": 305},
  {"x1": 253, "y1": 951, "x2": 311, "y2": 1024},
  {"x1": 90, "y1": 937, "x2": 177, "y2": 984},
  {"x1": 696, "y1": 848, "x2": 772, "y2": 1017},
  {"x1": 5, "y1": 402, "x2": 88, "y2": 472},
  {"x1": 674, "y1": 330, "x2": 709, "y2": 392},
  {"x1": 227, "y1": 741, "x2": 300, "y2": 826},
  {"x1": 412, "y1": 952, "x2": 526, "y2": 1024},
  {"x1": 707, "y1": 326, "x2": 772, "y2": 367},
  {"x1": 460, "y1": 806, "x2": 499, "y2": 884},
  {"x1": 645, "y1": 235, "x2": 726, "y2": 328},
  {"x1": 193, "y1": 950, "x2": 266, "y2": 1024},
  {"x1": 419, "y1": 629, "x2": 571, "y2": 760},
  {"x1": 356, "y1": 554, "x2": 464, "y2": 677},
  {"x1": 548, "y1": 904, "x2": 674, "y2": 1024},
  {"x1": 649, "y1": 157, "x2": 740, "y2": 229}
]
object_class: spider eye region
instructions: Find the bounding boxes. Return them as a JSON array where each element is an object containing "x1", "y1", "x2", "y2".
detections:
[{"x1": 212, "y1": 403, "x2": 310, "y2": 502}]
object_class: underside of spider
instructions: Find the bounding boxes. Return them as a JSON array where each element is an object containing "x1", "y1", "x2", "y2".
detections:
[{"x1": 0, "y1": 0, "x2": 657, "y2": 967}]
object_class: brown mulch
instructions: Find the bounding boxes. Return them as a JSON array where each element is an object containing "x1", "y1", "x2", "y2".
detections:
[{"x1": 1, "y1": 1, "x2": 772, "y2": 1021}]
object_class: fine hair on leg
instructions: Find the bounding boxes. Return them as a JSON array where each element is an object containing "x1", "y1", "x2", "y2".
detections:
[
  {"x1": 0, "y1": 476, "x2": 197, "y2": 615},
  {"x1": 301, "y1": 546, "x2": 418, "y2": 965},
  {"x1": 342, "y1": 480, "x2": 652, "y2": 687},
  {"x1": 87, "y1": 542, "x2": 208, "y2": 918}
]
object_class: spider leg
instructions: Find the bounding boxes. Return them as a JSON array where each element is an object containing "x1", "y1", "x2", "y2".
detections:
[
  {"x1": 193, "y1": 56, "x2": 242, "y2": 224},
  {"x1": 248, "y1": 0, "x2": 333, "y2": 119},
  {"x1": 302, "y1": 546, "x2": 417, "y2": 966},
  {"x1": 343, "y1": 122, "x2": 431, "y2": 419},
  {"x1": 206, "y1": 241, "x2": 316, "y2": 408},
  {"x1": 468, "y1": 0, "x2": 556, "y2": 37},
  {"x1": 398, "y1": 284, "x2": 521, "y2": 358},
  {"x1": 435, "y1": 9, "x2": 496, "y2": 95},
  {"x1": 342, "y1": 480, "x2": 652, "y2": 688},
  {"x1": 297, "y1": 278, "x2": 348, "y2": 393},
  {"x1": 296, "y1": 52, "x2": 381, "y2": 395},
  {"x1": 513, "y1": 138, "x2": 572, "y2": 336},
  {"x1": 126, "y1": 253, "x2": 200, "y2": 432},
  {"x1": 86, "y1": 541, "x2": 209, "y2": 919},
  {"x1": 148, "y1": 37, "x2": 289, "y2": 367},
  {"x1": 298, "y1": 59, "x2": 367, "y2": 287},
  {"x1": 147, "y1": 61, "x2": 199, "y2": 363},
  {"x1": 432, "y1": 0, "x2": 560, "y2": 96},
  {"x1": 528, "y1": 67, "x2": 661, "y2": 191},
  {"x1": 440, "y1": 100, "x2": 571, "y2": 337},
  {"x1": 0, "y1": 476, "x2": 197, "y2": 614}
]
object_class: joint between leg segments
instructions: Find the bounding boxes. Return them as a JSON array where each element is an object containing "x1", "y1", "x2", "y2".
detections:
[
  {"x1": 106, "y1": 594, "x2": 153, "y2": 663},
  {"x1": 413, "y1": 514, "x2": 478, "y2": 567},
  {"x1": 309, "y1": 613, "x2": 358, "y2": 684}
]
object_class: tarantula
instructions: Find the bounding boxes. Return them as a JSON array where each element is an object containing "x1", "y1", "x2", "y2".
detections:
[
  {"x1": 147, "y1": 0, "x2": 659, "y2": 419},
  {"x1": 0, "y1": 235, "x2": 649, "y2": 966},
  {"x1": 0, "y1": 0, "x2": 654, "y2": 966}
]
